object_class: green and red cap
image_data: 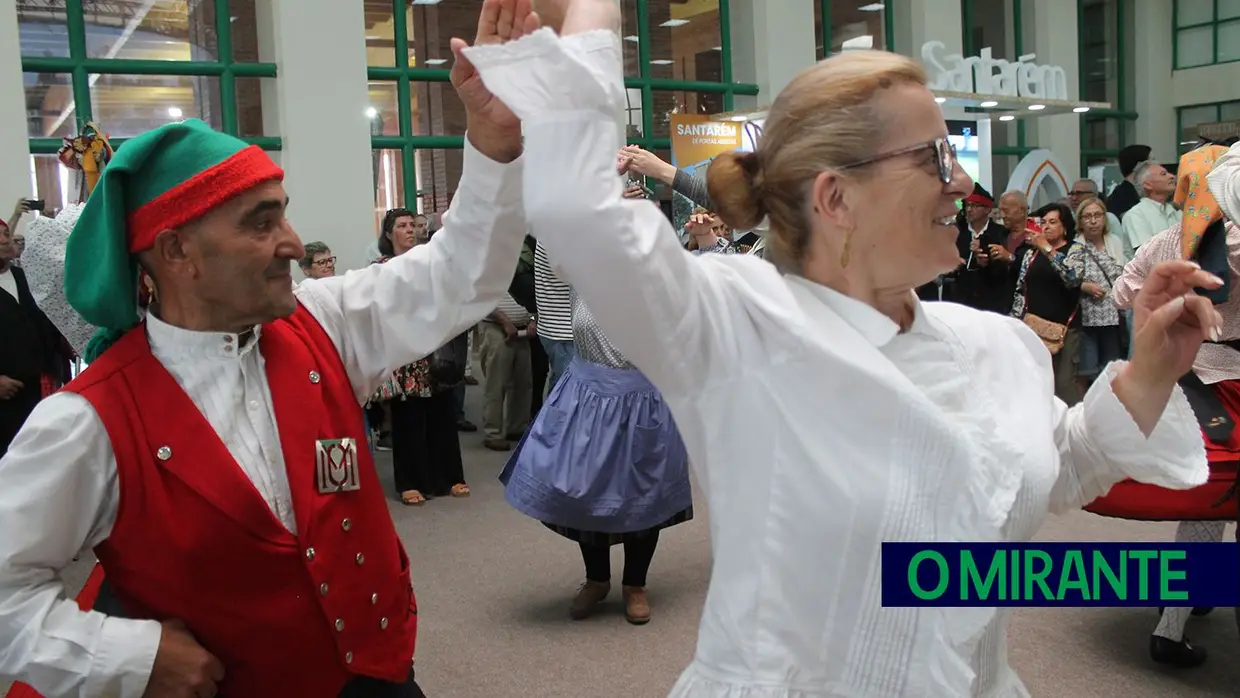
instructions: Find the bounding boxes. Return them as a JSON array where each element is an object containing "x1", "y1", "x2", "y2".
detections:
[{"x1": 65, "y1": 118, "x2": 284, "y2": 333}]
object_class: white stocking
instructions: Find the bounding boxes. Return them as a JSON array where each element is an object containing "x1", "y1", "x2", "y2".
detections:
[{"x1": 1152, "y1": 521, "x2": 1227, "y2": 641}]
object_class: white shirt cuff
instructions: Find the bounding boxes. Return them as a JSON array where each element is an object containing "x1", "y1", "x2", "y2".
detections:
[
  {"x1": 1084, "y1": 361, "x2": 1209, "y2": 489},
  {"x1": 460, "y1": 137, "x2": 524, "y2": 207},
  {"x1": 461, "y1": 28, "x2": 624, "y2": 120},
  {"x1": 85, "y1": 617, "x2": 161, "y2": 698}
]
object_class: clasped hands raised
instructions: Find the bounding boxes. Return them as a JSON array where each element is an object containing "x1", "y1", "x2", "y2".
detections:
[{"x1": 448, "y1": 0, "x2": 620, "y2": 163}]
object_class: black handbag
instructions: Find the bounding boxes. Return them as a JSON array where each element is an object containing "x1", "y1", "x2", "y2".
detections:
[{"x1": 428, "y1": 332, "x2": 468, "y2": 386}]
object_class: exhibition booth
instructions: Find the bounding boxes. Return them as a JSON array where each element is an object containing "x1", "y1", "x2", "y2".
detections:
[{"x1": 673, "y1": 41, "x2": 1112, "y2": 214}]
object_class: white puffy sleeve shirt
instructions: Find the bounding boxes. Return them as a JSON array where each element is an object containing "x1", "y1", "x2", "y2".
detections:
[
  {"x1": 0, "y1": 140, "x2": 525, "y2": 698},
  {"x1": 464, "y1": 28, "x2": 1207, "y2": 697}
]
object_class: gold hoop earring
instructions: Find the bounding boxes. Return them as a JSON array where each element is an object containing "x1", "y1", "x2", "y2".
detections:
[{"x1": 840, "y1": 226, "x2": 855, "y2": 269}]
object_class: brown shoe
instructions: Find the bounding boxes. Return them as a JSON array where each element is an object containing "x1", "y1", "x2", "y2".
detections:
[
  {"x1": 569, "y1": 580, "x2": 610, "y2": 620},
  {"x1": 623, "y1": 585, "x2": 651, "y2": 625},
  {"x1": 483, "y1": 437, "x2": 510, "y2": 451}
]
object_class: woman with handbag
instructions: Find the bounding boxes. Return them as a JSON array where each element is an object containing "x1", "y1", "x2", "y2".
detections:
[
  {"x1": 1073, "y1": 198, "x2": 1127, "y2": 391},
  {"x1": 367, "y1": 207, "x2": 470, "y2": 506},
  {"x1": 1011, "y1": 203, "x2": 1086, "y2": 404}
]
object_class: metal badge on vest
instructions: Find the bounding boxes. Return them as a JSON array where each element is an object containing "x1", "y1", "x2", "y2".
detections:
[{"x1": 317, "y1": 438, "x2": 361, "y2": 494}]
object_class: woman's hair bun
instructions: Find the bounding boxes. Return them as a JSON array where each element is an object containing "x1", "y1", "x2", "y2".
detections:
[{"x1": 708, "y1": 150, "x2": 766, "y2": 231}]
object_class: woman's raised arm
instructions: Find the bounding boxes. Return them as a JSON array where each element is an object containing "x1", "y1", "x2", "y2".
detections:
[{"x1": 462, "y1": 26, "x2": 772, "y2": 395}]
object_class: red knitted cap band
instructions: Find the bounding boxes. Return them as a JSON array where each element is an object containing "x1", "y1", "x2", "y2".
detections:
[
  {"x1": 964, "y1": 193, "x2": 994, "y2": 207},
  {"x1": 127, "y1": 146, "x2": 284, "y2": 252}
]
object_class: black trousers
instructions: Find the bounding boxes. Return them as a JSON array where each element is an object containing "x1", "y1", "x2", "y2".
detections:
[
  {"x1": 93, "y1": 579, "x2": 427, "y2": 697},
  {"x1": 0, "y1": 384, "x2": 40, "y2": 457},
  {"x1": 338, "y1": 670, "x2": 427, "y2": 697},
  {"x1": 389, "y1": 391, "x2": 465, "y2": 496},
  {"x1": 579, "y1": 532, "x2": 660, "y2": 587},
  {"x1": 529, "y1": 336, "x2": 549, "y2": 416}
]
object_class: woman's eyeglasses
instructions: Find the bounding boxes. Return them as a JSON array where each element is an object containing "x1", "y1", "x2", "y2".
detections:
[{"x1": 837, "y1": 138, "x2": 958, "y2": 184}]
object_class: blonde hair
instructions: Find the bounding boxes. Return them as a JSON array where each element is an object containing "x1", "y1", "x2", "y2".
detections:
[
  {"x1": 706, "y1": 51, "x2": 927, "y2": 267},
  {"x1": 1074, "y1": 197, "x2": 1111, "y2": 238}
]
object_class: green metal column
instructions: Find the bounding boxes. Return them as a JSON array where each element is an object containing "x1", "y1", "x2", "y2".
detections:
[
  {"x1": 66, "y1": 0, "x2": 91, "y2": 125},
  {"x1": 1013, "y1": 0, "x2": 1026, "y2": 151},
  {"x1": 719, "y1": 0, "x2": 734, "y2": 111},
  {"x1": 636, "y1": 0, "x2": 654, "y2": 146},
  {"x1": 884, "y1": 0, "x2": 896, "y2": 52},
  {"x1": 393, "y1": 0, "x2": 417, "y2": 210},
  {"x1": 820, "y1": 0, "x2": 831, "y2": 55},
  {"x1": 214, "y1": 0, "x2": 237, "y2": 134},
  {"x1": 961, "y1": 0, "x2": 974, "y2": 55}
]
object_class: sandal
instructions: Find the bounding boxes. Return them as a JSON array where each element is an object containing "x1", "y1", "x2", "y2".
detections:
[
  {"x1": 400, "y1": 490, "x2": 426, "y2": 506},
  {"x1": 450, "y1": 483, "x2": 471, "y2": 498}
]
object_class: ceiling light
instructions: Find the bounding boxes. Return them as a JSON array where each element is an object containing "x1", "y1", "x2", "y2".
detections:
[
  {"x1": 424, "y1": 58, "x2": 447, "y2": 65},
  {"x1": 979, "y1": 100, "x2": 998, "y2": 107},
  {"x1": 934, "y1": 97, "x2": 946, "y2": 104},
  {"x1": 365, "y1": 35, "x2": 381, "y2": 40},
  {"x1": 365, "y1": 106, "x2": 378, "y2": 118},
  {"x1": 712, "y1": 46, "x2": 722, "y2": 51},
  {"x1": 411, "y1": 0, "x2": 442, "y2": 4},
  {"x1": 1073, "y1": 106, "x2": 1090, "y2": 113},
  {"x1": 729, "y1": 115, "x2": 748, "y2": 121},
  {"x1": 660, "y1": 19, "x2": 689, "y2": 27},
  {"x1": 1028, "y1": 104, "x2": 1045, "y2": 111},
  {"x1": 624, "y1": 35, "x2": 639, "y2": 43},
  {"x1": 999, "y1": 115, "x2": 1015, "y2": 121},
  {"x1": 167, "y1": 107, "x2": 182, "y2": 118},
  {"x1": 651, "y1": 59, "x2": 673, "y2": 65},
  {"x1": 859, "y1": 3, "x2": 885, "y2": 10}
]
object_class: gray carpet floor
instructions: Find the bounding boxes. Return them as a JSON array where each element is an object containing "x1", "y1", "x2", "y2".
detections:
[{"x1": 3, "y1": 384, "x2": 1238, "y2": 697}]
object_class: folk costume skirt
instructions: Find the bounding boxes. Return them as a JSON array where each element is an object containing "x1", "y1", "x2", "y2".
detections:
[
  {"x1": 1085, "y1": 379, "x2": 1240, "y2": 521},
  {"x1": 500, "y1": 356, "x2": 693, "y2": 544}
]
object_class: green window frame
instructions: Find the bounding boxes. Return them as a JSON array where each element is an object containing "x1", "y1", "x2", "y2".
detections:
[
  {"x1": 817, "y1": 1, "x2": 897, "y2": 58},
  {"x1": 1176, "y1": 100, "x2": 1240, "y2": 154},
  {"x1": 1077, "y1": 0, "x2": 1138, "y2": 174},
  {"x1": 20, "y1": 0, "x2": 280, "y2": 155},
  {"x1": 1172, "y1": 0, "x2": 1240, "y2": 70},
  {"x1": 960, "y1": 0, "x2": 1032, "y2": 159},
  {"x1": 371, "y1": 0, "x2": 760, "y2": 212}
]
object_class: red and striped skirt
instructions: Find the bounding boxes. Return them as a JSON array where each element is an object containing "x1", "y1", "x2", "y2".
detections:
[{"x1": 1084, "y1": 380, "x2": 1240, "y2": 522}]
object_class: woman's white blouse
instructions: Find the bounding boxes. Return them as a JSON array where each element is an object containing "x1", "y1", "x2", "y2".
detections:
[{"x1": 464, "y1": 29, "x2": 1208, "y2": 698}]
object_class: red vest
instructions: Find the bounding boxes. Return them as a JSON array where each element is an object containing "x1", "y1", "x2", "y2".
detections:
[{"x1": 65, "y1": 306, "x2": 417, "y2": 698}]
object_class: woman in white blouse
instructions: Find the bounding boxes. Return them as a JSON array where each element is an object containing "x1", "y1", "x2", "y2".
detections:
[{"x1": 462, "y1": 2, "x2": 1220, "y2": 695}]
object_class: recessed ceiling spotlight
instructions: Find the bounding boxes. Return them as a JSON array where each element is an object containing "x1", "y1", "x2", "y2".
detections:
[
  {"x1": 979, "y1": 100, "x2": 998, "y2": 107},
  {"x1": 1028, "y1": 104, "x2": 1046, "y2": 111},
  {"x1": 999, "y1": 115, "x2": 1015, "y2": 121}
]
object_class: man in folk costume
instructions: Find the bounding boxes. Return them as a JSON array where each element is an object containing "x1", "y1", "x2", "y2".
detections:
[
  {"x1": 0, "y1": 3, "x2": 534, "y2": 696},
  {"x1": 1085, "y1": 142, "x2": 1240, "y2": 667},
  {"x1": 945, "y1": 183, "x2": 1009, "y2": 311}
]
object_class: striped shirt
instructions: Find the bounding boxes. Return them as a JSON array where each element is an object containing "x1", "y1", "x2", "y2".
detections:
[
  {"x1": 534, "y1": 241, "x2": 573, "y2": 341},
  {"x1": 494, "y1": 293, "x2": 532, "y2": 325}
]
